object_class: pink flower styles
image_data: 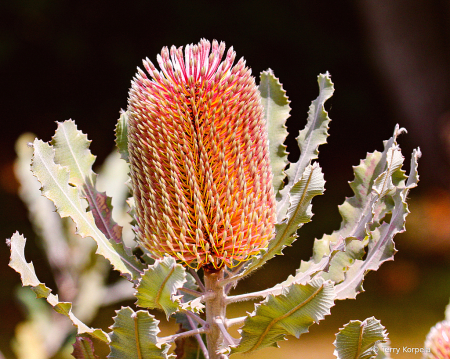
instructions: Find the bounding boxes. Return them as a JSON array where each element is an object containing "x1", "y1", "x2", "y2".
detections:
[{"x1": 127, "y1": 39, "x2": 276, "y2": 270}]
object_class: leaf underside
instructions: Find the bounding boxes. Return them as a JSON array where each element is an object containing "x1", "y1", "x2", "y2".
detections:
[
  {"x1": 277, "y1": 72, "x2": 334, "y2": 222},
  {"x1": 294, "y1": 126, "x2": 420, "y2": 299}
]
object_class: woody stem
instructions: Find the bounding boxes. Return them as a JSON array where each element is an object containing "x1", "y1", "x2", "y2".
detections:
[{"x1": 204, "y1": 267, "x2": 228, "y2": 359}]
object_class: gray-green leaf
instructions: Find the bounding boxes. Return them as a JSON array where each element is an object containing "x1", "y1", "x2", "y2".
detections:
[
  {"x1": 334, "y1": 148, "x2": 420, "y2": 299},
  {"x1": 51, "y1": 120, "x2": 123, "y2": 244},
  {"x1": 115, "y1": 111, "x2": 129, "y2": 162},
  {"x1": 31, "y1": 136, "x2": 143, "y2": 280},
  {"x1": 7, "y1": 232, "x2": 108, "y2": 343},
  {"x1": 259, "y1": 69, "x2": 290, "y2": 200},
  {"x1": 333, "y1": 317, "x2": 388, "y2": 359},
  {"x1": 108, "y1": 307, "x2": 172, "y2": 359},
  {"x1": 232, "y1": 278, "x2": 335, "y2": 354},
  {"x1": 135, "y1": 256, "x2": 187, "y2": 319},
  {"x1": 277, "y1": 72, "x2": 333, "y2": 221}
]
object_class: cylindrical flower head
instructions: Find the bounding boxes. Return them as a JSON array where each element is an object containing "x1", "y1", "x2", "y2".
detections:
[
  {"x1": 127, "y1": 39, "x2": 276, "y2": 270},
  {"x1": 425, "y1": 320, "x2": 450, "y2": 359}
]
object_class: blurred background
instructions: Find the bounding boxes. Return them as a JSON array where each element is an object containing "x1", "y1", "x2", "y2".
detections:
[{"x1": 1, "y1": 1, "x2": 450, "y2": 358}]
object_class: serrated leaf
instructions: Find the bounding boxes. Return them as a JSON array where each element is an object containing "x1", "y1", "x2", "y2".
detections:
[
  {"x1": 334, "y1": 178, "x2": 417, "y2": 299},
  {"x1": 333, "y1": 317, "x2": 388, "y2": 359},
  {"x1": 406, "y1": 148, "x2": 421, "y2": 189},
  {"x1": 232, "y1": 278, "x2": 335, "y2": 354},
  {"x1": 72, "y1": 336, "x2": 99, "y2": 359},
  {"x1": 317, "y1": 125, "x2": 406, "y2": 249},
  {"x1": 372, "y1": 145, "x2": 404, "y2": 197},
  {"x1": 31, "y1": 137, "x2": 143, "y2": 280},
  {"x1": 277, "y1": 72, "x2": 334, "y2": 221},
  {"x1": 320, "y1": 237, "x2": 367, "y2": 283},
  {"x1": 135, "y1": 256, "x2": 186, "y2": 318},
  {"x1": 51, "y1": 120, "x2": 123, "y2": 244},
  {"x1": 333, "y1": 145, "x2": 420, "y2": 299},
  {"x1": 115, "y1": 110, "x2": 129, "y2": 162},
  {"x1": 298, "y1": 126, "x2": 419, "y2": 295},
  {"x1": 7, "y1": 232, "x2": 108, "y2": 343},
  {"x1": 235, "y1": 163, "x2": 325, "y2": 281},
  {"x1": 259, "y1": 69, "x2": 290, "y2": 199},
  {"x1": 108, "y1": 307, "x2": 172, "y2": 359},
  {"x1": 14, "y1": 133, "x2": 74, "y2": 272}
]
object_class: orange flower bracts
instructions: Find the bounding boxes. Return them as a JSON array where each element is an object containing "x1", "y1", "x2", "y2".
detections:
[{"x1": 127, "y1": 39, "x2": 276, "y2": 269}]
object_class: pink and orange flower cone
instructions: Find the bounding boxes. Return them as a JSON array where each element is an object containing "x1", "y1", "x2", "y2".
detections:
[
  {"x1": 425, "y1": 321, "x2": 450, "y2": 359},
  {"x1": 127, "y1": 39, "x2": 276, "y2": 270}
]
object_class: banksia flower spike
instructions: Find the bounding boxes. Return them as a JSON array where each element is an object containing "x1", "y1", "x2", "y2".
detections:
[
  {"x1": 425, "y1": 320, "x2": 450, "y2": 359},
  {"x1": 127, "y1": 39, "x2": 276, "y2": 270}
]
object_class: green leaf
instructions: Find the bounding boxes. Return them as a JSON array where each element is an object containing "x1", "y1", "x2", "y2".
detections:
[
  {"x1": 135, "y1": 256, "x2": 187, "y2": 318},
  {"x1": 72, "y1": 336, "x2": 99, "y2": 359},
  {"x1": 234, "y1": 163, "x2": 325, "y2": 281},
  {"x1": 115, "y1": 111, "x2": 129, "y2": 162},
  {"x1": 232, "y1": 278, "x2": 335, "y2": 354},
  {"x1": 51, "y1": 120, "x2": 123, "y2": 244},
  {"x1": 277, "y1": 72, "x2": 334, "y2": 221},
  {"x1": 108, "y1": 307, "x2": 172, "y2": 359},
  {"x1": 15, "y1": 133, "x2": 75, "y2": 271},
  {"x1": 7, "y1": 232, "x2": 109, "y2": 343},
  {"x1": 316, "y1": 126, "x2": 406, "y2": 252},
  {"x1": 259, "y1": 69, "x2": 290, "y2": 200},
  {"x1": 31, "y1": 136, "x2": 143, "y2": 280},
  {"x1": 320, "y1": 237, "x2": 367, "y2": 283},
  {"x1": 334, "y1": 147, "x2": 421, "y2": 299},
  {"x1": 295, "y1": 126, "x2": 419, "y2": 295},
  {"x1": 334, "y1": 317, "x2": 388, "y2": 359}
]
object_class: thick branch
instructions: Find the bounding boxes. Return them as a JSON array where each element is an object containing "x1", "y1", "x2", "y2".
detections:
[{"x1": 204, "y1": 268, "x2": 227, "y2": 359}]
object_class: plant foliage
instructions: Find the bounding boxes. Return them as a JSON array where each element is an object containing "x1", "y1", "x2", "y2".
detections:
[{"x1": 7, "y1": 68, "x2": 419, "y2": 359}]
